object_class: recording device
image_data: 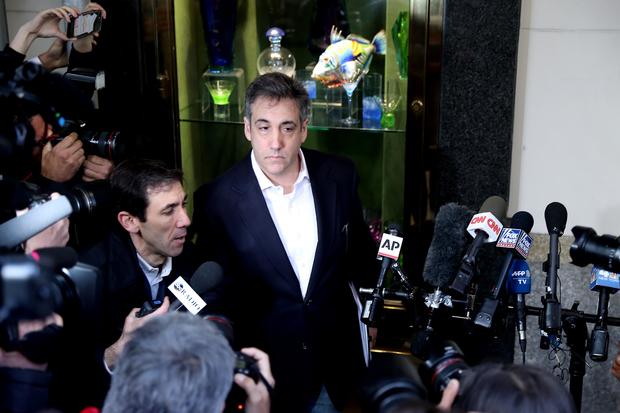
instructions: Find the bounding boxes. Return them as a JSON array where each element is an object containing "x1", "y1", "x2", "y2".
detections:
[
  {"x1": 418, "y1": 340, "x2": 468, "y2": 401},
  {"x1": 474, "y1": 210, "x2": 533, "y2": 328},
  {"x1": 50, "y1": 119, "x2": 125, "y2": 161},
  {"x1": 169, "y1": 261, "x2": 224, "y2": 312},
  {"x1": 450, "y1": 196, "x2": 506, "y2": 295},
  {"x1": 585, "y1": 266, "x2": 619, "y2": 361},
  {"x1": 136, "y1": 261, "x2": 224, "y2": 318},
  {"x1": 67, "y1": 10, "x2": 103, "y2": 39},
  {"x1": 506, "y1": 259, "x2": 532, "y2": 355},
  {"x1": 540, "y1": 201, "x2": 568, "y2": 348},
  {"x1": 361, "y1": 224, "x2": 403, "y2": 327},
  {"x1": 0, "y1": 180, "x2": 110, "y2": 250},
  {"x1": 422, "y1": 203, "x2": 473, "y2": 290},
  {"x1": 361, "y1": 340, "x2": 469, "y2": 412},
  {"x1": 1, "y1": 247, "x2": 101, "y2": 336},
  {"x1": 570, "y1": 226, "x2": 620, "y2": 273},
  {"x1": 234, "y1": 352, "x2": 261, "y2": 383},
  {"x1": 1, "y1": 62, "x2": 94, "y2": 175},
  {"x1": 412, "y1": 203, "x2": 472, "y2": 358}
]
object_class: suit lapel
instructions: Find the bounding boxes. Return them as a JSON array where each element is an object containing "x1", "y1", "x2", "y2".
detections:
[
  {"x1": 305, "y1": 150, "x2": 338, "y2": 298},
  {"x1": 233, "y1": 156, "x2": 302, "y2": 293}
]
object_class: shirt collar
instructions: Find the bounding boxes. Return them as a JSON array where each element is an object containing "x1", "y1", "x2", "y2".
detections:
[
  {"x1": 136, "y1": 253, "x2": 173, "y2": 286},
  {"x1": 250, "y1": 148, "x2": 310, "y2": 192}
]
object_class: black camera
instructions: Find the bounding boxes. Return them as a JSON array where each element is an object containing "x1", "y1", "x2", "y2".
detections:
[
  {"x1": 418, "y1": 340, "x2": 468, "y2": 401},
  {"x1": 0, "y1": 180, "x2": 110, "y2": 250},
  {"x1": 361, "y1": 340, "x2": 469, "y2": 412},
  {"x1": 223, "y1": 352, "x2": 263, "y2": 412},
  {"x1": 234, "y1": 351, "x2": 261, "y2": 382},
  {"x1": 0, "y1": 251, "x2": 102, "y2": 327},
  {"x1": 51, "y1": 119, "x2": 125, "y2": 161},
  {"x1": 570, "y1": 226, "x2": 620, "y2": 272}
]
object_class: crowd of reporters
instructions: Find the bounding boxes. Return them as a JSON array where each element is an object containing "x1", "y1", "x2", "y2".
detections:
[{"x1": 0, "y1": 4, "x2": 606, "y2": 413}]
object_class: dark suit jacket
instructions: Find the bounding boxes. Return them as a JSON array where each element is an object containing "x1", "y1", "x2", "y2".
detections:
[
  {"x1": 79, "y1": 228, "x2": 199, "y2": 347},
  {"x1": 65, "y1": 229, "x2": 199, "y2": 408},
  {"x1": 193, "y1": 148, "x2": 377, "y2": 411}
]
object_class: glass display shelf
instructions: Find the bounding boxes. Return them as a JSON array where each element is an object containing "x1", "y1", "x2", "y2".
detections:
[{"x1": 179, "y1": 101, "x2": 406, "y2": 133}]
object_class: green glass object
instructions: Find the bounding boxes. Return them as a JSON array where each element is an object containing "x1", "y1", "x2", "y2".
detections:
[{"x1": 391, "y1": 11, "x2": 409, "y2": 79}]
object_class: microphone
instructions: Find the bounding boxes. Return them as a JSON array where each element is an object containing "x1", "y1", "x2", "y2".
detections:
[
  {"x1": 588, "y1": 266, "x2": 620, "y2": 361},
  {"x1": 422, "y1": 203, "x2": 474, "y2": 289},
  {"x1": 361, "y1": 224, "x2": 403, "y2": 326},
  {"x1": 474, "y1": 211, "x2": 533, "y2": 328},
  {"x1": 506, "y1": 259, "x2": 531, "y2": 356},
  {"x1": 540, "y1": 201, "x2": 568, "y2": 348},
  {"x1": 450, "y1": 196, "x2": 507, "y2": 295},
  {"x1": 168, "y1": 261, "x2": 224, "y2": 313},
  {"x1": 0, "y1": 196, "x2": 74, "y2": 249},
  {"x1": 31, "y1": 247, "x2": 78, "y2": 272},
  {"x1": 412, "y1": 203, "x2": 472, "y2": 358}
]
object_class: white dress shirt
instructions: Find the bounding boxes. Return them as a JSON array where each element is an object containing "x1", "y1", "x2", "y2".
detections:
[{"x1": 251, "y1": 149, "x2": 318, "y2": 298}]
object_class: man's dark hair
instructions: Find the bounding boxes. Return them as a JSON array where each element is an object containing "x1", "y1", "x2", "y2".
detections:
[
  {"x1": 109, "y1": 159, "x2": 183, "y2": 222},
  {"x1": 102, "y1": 313, "x2": 236, "y2": 413},
  {"x1": 456, "y1": 363, "x2": 577, "y2": 413},
  {"x1": 244, "y1": 72, "x2": 310, "y2": 123}
]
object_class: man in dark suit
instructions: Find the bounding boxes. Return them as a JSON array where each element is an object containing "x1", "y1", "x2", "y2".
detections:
[
  {"x1": 193, "y1": 72, "x2": 377, "y2": 412},
  {"x1": 76, "y1": 159, "x2": 198, "y2": 406}
]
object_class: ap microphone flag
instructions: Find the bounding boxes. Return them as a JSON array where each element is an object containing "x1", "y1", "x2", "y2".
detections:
[{"x1": 377, "y1": 231, "x2": 403, "y2": 260}]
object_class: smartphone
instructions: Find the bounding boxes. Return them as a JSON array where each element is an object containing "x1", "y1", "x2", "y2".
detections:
[{"x1": 67, "y1": 10, "x2": 102, "y2": 39}]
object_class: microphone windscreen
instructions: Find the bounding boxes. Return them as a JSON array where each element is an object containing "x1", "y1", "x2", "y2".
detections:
[
  {"x1": 386, "y1": 223, "x2": 403, "y2": 236},
  {"x1": 191, "y1": 261, "x2": 224, "y2": 293},
  {"x1": 544, "y1": 202, "x2": 568, "y2": 235},
  {"x1": 423, "y1": 203, "x2": 474, "y2": 288},
  {"x1": 510, "y1": 211, "x2": 534, "y2": 233},
  {"x1": 479, "y1": 195, "x2": 507, "y2": 219},
  {"x1": 32, "y1": 247, "x2": 78, "y2": 271}
]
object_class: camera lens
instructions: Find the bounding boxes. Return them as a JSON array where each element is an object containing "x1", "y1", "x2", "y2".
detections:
[
  {"x1": 360, "y1": 353, "x2": 427, "y2": 413},
  {"x1": 570, "y1": 226, "x2": 620, "y2": 272},
  {"x1": 418, "y1": 340, "x2": 468, "y2": 400},
  {"x1": 82, "y1": 130, "x2": 124, "y2": 161},
  {"x1": 64, "y1": 180, "x2": 110, "y2": 215}
]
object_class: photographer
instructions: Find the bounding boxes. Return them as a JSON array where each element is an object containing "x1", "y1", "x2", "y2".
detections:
[
  {"x1": 0, "y1": 313, "x2": 64, "y2": 413},
  {"x1": 437, "y1": 363, "x2": 577, "y2": 413},
  {"x1": 102, "y1": 312, "x2": 274, "y2": 413}
]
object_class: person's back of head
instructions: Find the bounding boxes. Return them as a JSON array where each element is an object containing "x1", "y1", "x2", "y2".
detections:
[
  {"x1": 102, "y1": 312, "x2": 236, "y2": 413},
  {"x1": 109, "y1": 158, "x2": 183, "y2": 221},
  {"x1": 456, "y1": 363, "x2": 577, "y2": 413}
]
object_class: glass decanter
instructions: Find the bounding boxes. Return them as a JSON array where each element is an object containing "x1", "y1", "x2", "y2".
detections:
[{"x1": 257, "y1": 27, "x2": 296, "y2": 77}]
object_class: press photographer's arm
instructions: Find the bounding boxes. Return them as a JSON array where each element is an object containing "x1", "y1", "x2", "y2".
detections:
[{"x1": 8, "y1": 7, "x2": 79, "y2": 56}]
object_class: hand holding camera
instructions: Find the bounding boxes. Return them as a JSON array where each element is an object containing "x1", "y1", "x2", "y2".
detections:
[
  {"x1": 234, "y1": 347, "x2": 275, "y2": 413},
  {"x1": 41, "y1": 132, "x2": 85, "y2": 183}
]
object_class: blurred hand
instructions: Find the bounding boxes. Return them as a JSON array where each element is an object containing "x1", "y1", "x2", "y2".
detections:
[
  {"x1": 18, "y1": 192, "x2": 70, "y2": 254},
  {"x1": 82, "y1": 155, "x2": 114, "y2": 182},
  {"x1": 41, "y1": 132, "x2": 85, "y2": 182},
  {"x1": 611, "y1": 344, "x2": 620, "y2": 380},
  {"x1": 38, "y1": 38, "x2": 68, "y2": 70},
  {"x1": 10, "y1": 7, "x2": 79, "y2": 55},
  {"x1": 73, "y1": 2, "x2": 107, "y2": 53},
  {"x1": 0, "y1": 313, "x2": 63, "y2": 370},
  {"x1": 234, "y1": 347, "x2": 275, "y2": 413},
  {"x1": 369, "y1": 327, "x2": 378, "y2": 349},
  {"x1": 104, "y1": 297, "x2": 170, "y2": 370},
  {"x1": 437, "y1": 379, "x2": 460, "y2": 411}
]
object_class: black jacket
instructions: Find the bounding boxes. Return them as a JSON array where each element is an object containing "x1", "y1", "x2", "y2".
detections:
[{"x1": 193, "y1": 148, "x2": 377, "y2": 412}]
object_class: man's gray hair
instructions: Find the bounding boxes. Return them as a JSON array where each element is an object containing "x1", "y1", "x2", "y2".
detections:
[{"x1": 102, "y1": 313, "x2": 236, "y2": 413}]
